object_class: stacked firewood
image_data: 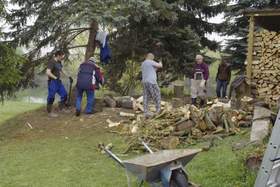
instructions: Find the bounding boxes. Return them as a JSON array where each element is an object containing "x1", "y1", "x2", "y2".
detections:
[{"x1": 252, "y1": 30, "x2": 280, "y2": 105}]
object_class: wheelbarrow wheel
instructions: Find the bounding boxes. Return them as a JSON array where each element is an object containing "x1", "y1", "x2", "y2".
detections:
[{"x1": 170, "y1": 169, "x2": 189, "y2": 187}]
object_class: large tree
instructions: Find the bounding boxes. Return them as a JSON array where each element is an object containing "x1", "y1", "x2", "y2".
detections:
[
  {"x1": 223, "y1": 0, "x2": 280, "y2": 67},
  {"x1": 4, "y1": 0, "x2": 227, "y2": 92}
]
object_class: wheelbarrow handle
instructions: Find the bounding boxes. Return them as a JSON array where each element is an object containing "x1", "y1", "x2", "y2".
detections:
[
  {"x1": 99, "y1": 144, "x2": 124, "y2": 167},
  {"x1": 139, "y1": 138, "x2": 154, "y2": 154}
]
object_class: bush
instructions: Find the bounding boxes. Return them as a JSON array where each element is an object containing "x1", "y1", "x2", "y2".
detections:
[{"x1": 0, "y1": 44, "x2": 27, "y2": 102}]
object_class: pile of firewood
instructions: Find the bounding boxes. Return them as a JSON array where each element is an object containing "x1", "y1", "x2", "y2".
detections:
[
  {"x1": 252, "y1": 29, "x2": 280, "y2": 105},
  {"x1": 108, "y1": 98, "x2": 254, "y2": 153}
]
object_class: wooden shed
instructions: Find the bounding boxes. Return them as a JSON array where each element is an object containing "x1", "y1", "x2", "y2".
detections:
[{"x1": 244, "y1": 9, "x2": 280, "y2": 105}]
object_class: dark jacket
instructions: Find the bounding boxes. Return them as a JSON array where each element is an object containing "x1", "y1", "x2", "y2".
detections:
[
  {"x1": 76, "y1": 62, "x2": 104, "y2": 90},
  {"x1": 216, "y1": 63, "x2": 231, "y2": 82}
]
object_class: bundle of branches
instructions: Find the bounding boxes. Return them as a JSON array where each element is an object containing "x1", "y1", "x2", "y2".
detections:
[{"x1": 111, "y1": 98, "x2": 254, "y2": 153}]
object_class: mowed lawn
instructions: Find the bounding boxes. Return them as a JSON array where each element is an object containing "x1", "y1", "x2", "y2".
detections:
[{"x1": 0, "y1": 101, "x2": 257, "y2": 187}]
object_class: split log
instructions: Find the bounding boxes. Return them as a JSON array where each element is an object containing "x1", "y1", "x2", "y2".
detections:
[
  {"x1": 106, "y1": 119, "x2": 121, "y2": 128},
  {"x1": 120, "y1": 112, "x2": 136, "y2": 118}
]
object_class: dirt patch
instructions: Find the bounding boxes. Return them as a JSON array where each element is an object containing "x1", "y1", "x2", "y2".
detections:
[{"x1": 0, "y1": 106, "x2": 131, "y2": 142}]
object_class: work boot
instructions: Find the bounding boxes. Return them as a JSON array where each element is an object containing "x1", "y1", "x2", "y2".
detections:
[
  {"x1": 58, "y1": 102, "x2": 65, "y2": 110},
  {"x1": 47, "y1": 104, "x2": 58, "y2": 118},
  {"x1": 59, "y1": 102, "x2": 71, "y2": 113},
  {"x1": 76, "y1": 109, "x2": 81, "y2": 117},
  {"x1": 47, "y1": 104, "x2": 52, "y2": 113}
]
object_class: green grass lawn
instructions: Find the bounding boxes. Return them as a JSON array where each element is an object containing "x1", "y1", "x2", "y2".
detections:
[
  {"x1": 0, "y1": 101, "x2": 43, "y2": 125},
  {"x1": 0, "y1": 101, "x2": 257, "y2": 187}
]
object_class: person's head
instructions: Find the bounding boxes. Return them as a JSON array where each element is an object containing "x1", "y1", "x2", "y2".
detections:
[
  {"x1": 195, "y1": 54, "x2": 204, "y2": 64},
  {"x1": 54, "y1": 50, "x2": 65, "y2": 61},
  {"x1": 221, "y1": 55, "x2": 231, "y2": 65},
  {"x1": 146, "y1": 53, "x2": 155, "y2": 61},
  {"x1": 88, "y1": 57, "x2": 97, "y2": 64}
]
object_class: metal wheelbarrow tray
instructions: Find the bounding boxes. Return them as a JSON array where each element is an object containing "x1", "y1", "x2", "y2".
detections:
[
  {"x1": 101, "y1": 140, "x2": 201, "y2": 187},
  {"x1": 123, "y1": 149, "x2": 201, "y2": 183}
]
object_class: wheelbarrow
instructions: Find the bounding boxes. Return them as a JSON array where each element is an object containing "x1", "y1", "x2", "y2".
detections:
[{"x1": 100, "y1": 140, "x2": 201, "y2": 187}]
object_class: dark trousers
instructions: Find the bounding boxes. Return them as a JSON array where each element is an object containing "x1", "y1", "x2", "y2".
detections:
[{"x1": 216, "y1": 79, "x2": 228, "y2": 98}]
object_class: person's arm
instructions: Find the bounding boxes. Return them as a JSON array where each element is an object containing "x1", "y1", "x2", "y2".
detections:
[
  {"x1": 152, "y1": 61, "x2": 163, "y2": 68},
  {"x1": 216, "y1": 65, "x2": 220, "y2": 81},
  {"x1": 96, "y1": 68, "x2": 105, "y2": 84},
  {"x1": 203, "y1": 63, "x2": 209, "y2": 80},
  {"x1": 46, "y1": 69, "x2": 58, "y2": 79}
]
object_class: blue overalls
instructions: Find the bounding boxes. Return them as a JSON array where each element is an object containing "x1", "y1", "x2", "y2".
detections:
[{"x1": 47, "y1": 63, "x2": 67, "y2": 105}]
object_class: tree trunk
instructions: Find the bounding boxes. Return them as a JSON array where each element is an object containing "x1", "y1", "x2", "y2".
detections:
[{"x1": 84, "y1": 20, "x2": 98, "y2": 61}]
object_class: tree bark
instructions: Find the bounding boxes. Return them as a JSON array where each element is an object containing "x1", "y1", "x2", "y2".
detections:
[{"x1": 84, "y1": 20, "x2": 98, "y2": 61}]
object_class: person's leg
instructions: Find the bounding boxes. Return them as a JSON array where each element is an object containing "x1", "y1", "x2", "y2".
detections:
[
  {"x1": 222, "y1": 81, "x2": 228, "y2": 98},
  {"x1": 190, "y1": 79, "x2": 197, "y2": 104},
  {"x1": 57, "y1": 81, "x2": 68, "y2": 110},
  {"x1": 85, "y1": 90, "x2": 95, "y2": 114},
  {"x1": 75, "y1": 88, "x2": 83, "y2": 116},
  {"x1": 191, "y1": 79, "x2": 198, "y2": 105},
  {"x1": 150, "y1": 84, "x2": 161, "y2": 113},
  {"x1": 143, "y1": 83, "x2": 149, "y2": 115},
  {"x1": 198, "y1": 80, "x2": 207, "y2": 107},
  {"x1": 216, "y1": 79, "x2": 222, "y2": 98},
  {"x1": 47, "y1": 80, "x2": 58, "y2": 116}
]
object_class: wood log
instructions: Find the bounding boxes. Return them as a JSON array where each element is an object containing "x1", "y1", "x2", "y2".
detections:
[
  {"x1": 115, "y1": 96, "x2": 137, "y2": 110},
  {"x1": 104, "y1": 96, "x2": 117, "y2": 108}
]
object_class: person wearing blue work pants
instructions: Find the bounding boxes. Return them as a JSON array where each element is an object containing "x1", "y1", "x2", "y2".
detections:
[
  {"x1": 75, "y1": 89, "x2": 95, "y2": 114},
  {"x1": 216, "y1": 79, "x2": 228, "y2": 98},
  {"x1": 47, "y1": 79, "x2": 68, "y2": 109}
]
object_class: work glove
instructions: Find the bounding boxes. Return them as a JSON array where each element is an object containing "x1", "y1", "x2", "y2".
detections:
[
  {"x1": 200, "y1": 79, "x2": 206, "y2": 88},
  {"x1": 69, "y1": 76, "x2": 74, "y2": 84}
]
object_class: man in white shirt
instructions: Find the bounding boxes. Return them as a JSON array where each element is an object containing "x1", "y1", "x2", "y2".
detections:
[{"x1": 141, "y1": 53, "x2": 163, "y2": 118}]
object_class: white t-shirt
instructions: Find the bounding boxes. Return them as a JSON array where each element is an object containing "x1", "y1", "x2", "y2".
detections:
[{"x1": 141, "y1": 60, "x2": 158, "y2": 84}]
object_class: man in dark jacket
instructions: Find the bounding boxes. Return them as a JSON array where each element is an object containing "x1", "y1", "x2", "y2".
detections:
[
  {"x1": 75, "y1": 57, "x2": 104, "y2": 116},
  {"x1": 216, "y1": 59, "x2": 231, "y2": 98}
]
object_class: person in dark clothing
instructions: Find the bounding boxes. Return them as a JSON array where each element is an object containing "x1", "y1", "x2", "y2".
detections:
[
  {"x1": 46, "y1": 50, "x2": 72, "y2": 118},
  {"x1": 216, "y1": 59, "x2": 231, "y2": 98},
  {"x1": 75, "y1": 57, "x2": 104, "y2": 116}
]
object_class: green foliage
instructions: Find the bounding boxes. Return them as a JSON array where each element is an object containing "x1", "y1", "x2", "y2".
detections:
[
  {"x1": 160, "y1": 87, "x2": 174, "y2": 98},
  {"x1": 223, "y1": 0, "x2": 280, "y2": 67},
  {"x1": 3, "y1": 0, "x2": 227, "y2": 93},
  {"x1": 0, "y1": 44, "x2": 27, "y2": 102},
  {"x1": 116, "y1": 60, "x2": 142, "y2": 96}
]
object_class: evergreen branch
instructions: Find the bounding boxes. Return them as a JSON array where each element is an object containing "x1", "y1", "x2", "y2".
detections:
[{"x1": 67, "y1": 45, "x2": 87, "y2": 50}]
